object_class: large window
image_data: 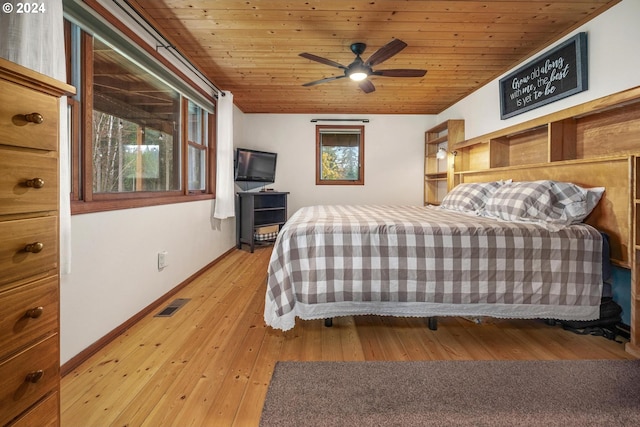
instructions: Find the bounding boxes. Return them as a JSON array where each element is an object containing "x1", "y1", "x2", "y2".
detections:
[
  {"x1": 316, "y1": 125, "x2": 364, "y2": 185},
  {"x1": 66, "y1": 20, "x2": 215, "y2": 213},
  {"x1": 92, "y1": 38, "x2": 181, "y2": 194}
]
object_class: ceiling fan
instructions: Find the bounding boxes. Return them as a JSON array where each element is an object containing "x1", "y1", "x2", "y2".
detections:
[{"x1": 299, "y1": 39, "x2": 427, "y2": 93}]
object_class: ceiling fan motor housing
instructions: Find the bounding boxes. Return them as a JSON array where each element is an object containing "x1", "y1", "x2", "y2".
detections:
[{"x1": 350, "y1": 42, "x2": 367, "y2": 56}]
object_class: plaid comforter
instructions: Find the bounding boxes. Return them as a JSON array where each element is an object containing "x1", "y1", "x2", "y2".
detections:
[{"x1": 265, "y1": 205, "x2": 603, "y2": 331}]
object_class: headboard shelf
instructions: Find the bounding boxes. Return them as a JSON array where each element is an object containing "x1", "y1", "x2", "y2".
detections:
[
  {"x1": 453, "y1": 85, "x2": 640, "y2": 150},
  {"x1": 458, "y1": 155, "x2": 631, "y2": 268},
  {"x1": 456, "y1": 154, "x2": 633, "y2": 177},
  {"x1": 451, "y1": 86, "x2": 640, "y2": 356}
]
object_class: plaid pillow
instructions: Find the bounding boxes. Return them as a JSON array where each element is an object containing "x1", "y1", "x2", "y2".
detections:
[
  {"x1": 483, "y1": 180, "x2": 604, "y2": 228},
  {"x1": 440, "y1": 181, "x2": 503, "y2": 213}
]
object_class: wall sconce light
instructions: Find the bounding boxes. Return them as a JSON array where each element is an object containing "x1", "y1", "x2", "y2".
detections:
[{"x1": 436, "y1": 148, "x2": 458, "y2": 159}]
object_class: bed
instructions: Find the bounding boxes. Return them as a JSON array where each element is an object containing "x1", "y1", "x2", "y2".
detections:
[{"x1": 264, "y1": 180, "x2": 607, "y2": 331}]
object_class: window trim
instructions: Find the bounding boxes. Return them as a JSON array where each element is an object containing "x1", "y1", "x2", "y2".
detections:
[{"x1": 315, "y1": 125, "x2": 365, "y2": 186}]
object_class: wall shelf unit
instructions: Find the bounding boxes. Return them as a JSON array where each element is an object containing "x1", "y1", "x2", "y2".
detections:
[
  {"x1": 236, "y1": 191, "x2": 289, "y2": 253},
  {"x1": 451, "y1": 85, "x2": 640, "y2": 358},
  {"x1": 424, "y1": 119, "x2": 464, "y2": 205}
]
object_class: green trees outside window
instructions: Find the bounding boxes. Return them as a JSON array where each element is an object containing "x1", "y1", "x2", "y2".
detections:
[{"x1": 316, "y1": 125, "x2": 364, "y2": 185}]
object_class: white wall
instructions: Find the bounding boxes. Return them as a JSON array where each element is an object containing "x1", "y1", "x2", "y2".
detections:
[
  {"x1": 61, "y1": 105, "x2": 247, "y2": 366},
  {"x1": 438, "y1": 0, "x2": 640, "y2": 138},
  {"x1": 59, "y1": 0, "x2": 238, "y2": 365},
  {"x1": 61, "y1": 108, "x2": 243, "y2": 368},
  {"x1": 237, "y1": 114, "x2": 436, "y2": 214},
  {"x1": 60, "y1": 202, "x2": 236, "y2": 364}
]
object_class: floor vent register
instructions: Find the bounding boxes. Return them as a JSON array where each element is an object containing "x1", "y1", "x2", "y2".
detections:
[{"x1": 154, "y1": 298, "x2": 190, "y2": 317}]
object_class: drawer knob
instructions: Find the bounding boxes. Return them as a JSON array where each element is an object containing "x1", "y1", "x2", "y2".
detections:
[
  {"x1": 25, "y1": 370, "x2": 44, "y2": 383},
  {"x1": 25, "y1": 177, "x2": 45, "y2": 188},
  {"x1": 23, "y1": 112, "x2": 44, "y2": 124},
  {"x1": 26, "y1": 306, "x2": 44, "y2": 318},
  {"x1": 24, "y1": 242, "x2": 44, "y2": 253}
]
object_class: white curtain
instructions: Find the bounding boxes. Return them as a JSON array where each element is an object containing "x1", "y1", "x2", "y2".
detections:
[
  {"x1": 0, "y1": 0, "x2": 72, "y2": 274},
  {"x1": 213, "y1": 91, "x2": 236, "y2": 219}
]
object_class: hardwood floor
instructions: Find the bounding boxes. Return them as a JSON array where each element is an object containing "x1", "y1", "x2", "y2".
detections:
[{"x1": 61, "y1": 246, "x2": 635, "y2": 427}]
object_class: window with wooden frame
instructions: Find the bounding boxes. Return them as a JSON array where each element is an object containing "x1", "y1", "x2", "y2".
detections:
[
  {"x1": 316, "y1": 125, "x2": 365, "y2": 185},
  {"x1": 64, "y1": 18, "x2": 216, "y2": 214},
  {"x1": 185, "y1": 99, "x2": 211, "y2": 192},
  {"x1": 90, "y1": 37, "x2": 181, "y2": 194}
]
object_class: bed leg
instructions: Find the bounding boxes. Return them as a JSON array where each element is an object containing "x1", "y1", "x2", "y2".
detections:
[
  {"x1": 324, "y1": 318, "x2": 333, "y2": 327},
  {"x1": 428, "y1": 317, "x2": 438, "y2": 330}
]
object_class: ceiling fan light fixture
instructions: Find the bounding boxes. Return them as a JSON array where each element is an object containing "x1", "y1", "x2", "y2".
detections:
[{"x1": 349, "y1": 71, "x2": 368, "y2": 81}]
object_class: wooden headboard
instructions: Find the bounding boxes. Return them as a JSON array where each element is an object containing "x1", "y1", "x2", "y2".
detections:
[{"x1": 457, "y1": 156, "x2": 632, "y2": 267}]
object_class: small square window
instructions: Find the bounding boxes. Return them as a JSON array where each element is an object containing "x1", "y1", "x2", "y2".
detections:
[{"x1": 316, "y1": 125, "x2": 364, "y2": 185}]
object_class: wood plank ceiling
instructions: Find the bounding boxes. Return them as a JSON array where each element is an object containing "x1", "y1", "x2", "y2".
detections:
[{"x1": 127, "y1": 0, "x2": 619, "y2": 115}]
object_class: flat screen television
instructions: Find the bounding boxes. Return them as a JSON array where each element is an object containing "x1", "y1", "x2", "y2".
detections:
[{"x1": 234, "y1": 147, "x2": 277, "y2": 182}]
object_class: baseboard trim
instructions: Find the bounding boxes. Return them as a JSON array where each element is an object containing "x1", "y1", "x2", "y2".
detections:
[{"x1": 60, "y1": 246, "x2": 236, "y2": 377}]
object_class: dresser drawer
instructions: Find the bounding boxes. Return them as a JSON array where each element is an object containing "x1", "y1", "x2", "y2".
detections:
[
  {"x1": 0, "y1": 216, "x2": 58, "y2": 288},
  {"x1": 6, "y1": 391, "x2": 58, "y2": 427},
  {"x1": 0, "y1": 335, "x2": 59, "y2": 426},
  {"x1": 0, "y1": 147, "x2": 57, "y2": 216},
  {"x1": 0, "y1": 276, "x2": 58, "y2": 354},
  {"x1": 0, "y1": 79, "x2": 58, "y2": 151}
]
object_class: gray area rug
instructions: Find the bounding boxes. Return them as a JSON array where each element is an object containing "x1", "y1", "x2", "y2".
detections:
[{"x1": 260, "y1": 360, "x2": 640, "y2": 427}]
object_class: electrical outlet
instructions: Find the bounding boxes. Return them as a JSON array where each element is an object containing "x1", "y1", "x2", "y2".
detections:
[{"x1": 158, "y1": 251, "x2": 168, "y2": 270}]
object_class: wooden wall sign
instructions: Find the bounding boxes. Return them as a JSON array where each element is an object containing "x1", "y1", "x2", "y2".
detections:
[{"x1": 499, "y1": 32, "x2": 588, "y2": 119}]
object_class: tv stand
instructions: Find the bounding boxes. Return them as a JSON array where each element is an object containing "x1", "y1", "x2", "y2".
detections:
[{"x1": 236, "y1": 191, "x2": 289, "y2": 253}]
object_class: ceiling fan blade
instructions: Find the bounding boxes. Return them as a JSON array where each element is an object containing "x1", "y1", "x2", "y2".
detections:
[
  {"x1": 302, "y1": 75, "x2": 346, "y2": 87},
  {"x1": 374, "y1": 69, "x2": 427, "y2": 77},
  {"x1": 299, "y1": 53, "x2": 347, "y2": 70},
  {"x1": 358, "y1": 79, "x2": 376, "y2": 93},
  {"x1": 364, "y1": 39, "x2": 407, "y2": 66}
]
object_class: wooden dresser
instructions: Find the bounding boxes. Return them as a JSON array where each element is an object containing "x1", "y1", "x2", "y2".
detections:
[{"x1": 0, "y1": 57, "x2": 74, "y2": 426}]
